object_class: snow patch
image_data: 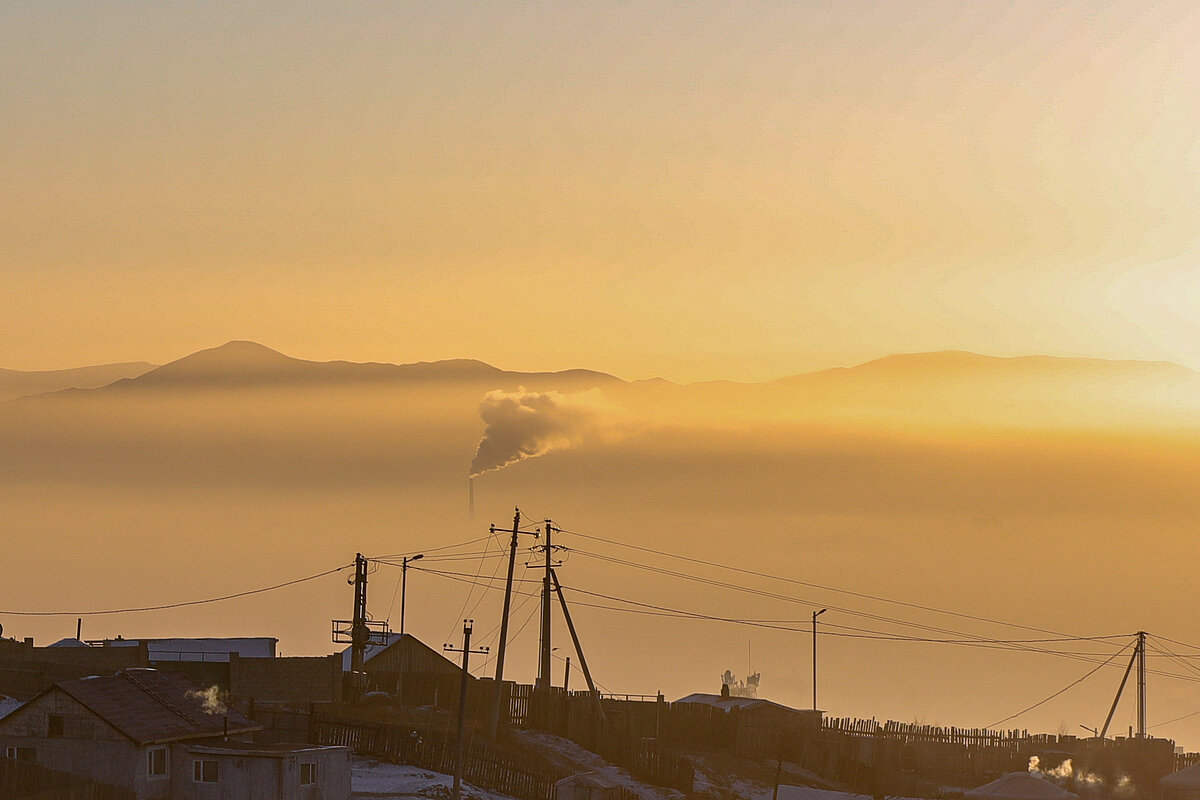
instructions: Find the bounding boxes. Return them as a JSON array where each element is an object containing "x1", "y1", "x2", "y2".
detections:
[{"x1": 352, "y1": 756, "x2": 518, "y2": 800}]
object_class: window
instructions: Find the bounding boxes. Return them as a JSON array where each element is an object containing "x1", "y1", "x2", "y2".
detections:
[
  {"x1": 147, "y1": 747, "x2": 168, "y2": 778},
  {"x1": 47, "y1": 715, "x2": 63, "y2": 738},
  {"x1": 5, "y1": 746, "x2": 35, "y2": 761},
  {"x1": 193, "y1": 759, "x2": 218, "y2": 783},
  {"x1": 300, "y1": 762, "x2": 317, "y2": 785}
]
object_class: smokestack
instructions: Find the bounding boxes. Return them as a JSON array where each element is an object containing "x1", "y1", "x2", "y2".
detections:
[
  {"x1": 76, "y1": 618, "x2": 82, "y2": 642},
  {"x1": 468, "y1": 477, "x2": 475, "y2": 519}
]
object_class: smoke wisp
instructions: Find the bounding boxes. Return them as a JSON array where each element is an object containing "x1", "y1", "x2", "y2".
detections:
[
  {"x1": 469, "y1": 387, "x2": 609, "y2": 477},
  {"x1": 188, "y1": 685, "x2": 228, "y2": 715}
]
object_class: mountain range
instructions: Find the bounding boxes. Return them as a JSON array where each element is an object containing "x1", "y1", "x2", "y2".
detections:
[{"x1": 7, "y1": 340, "x2": 1196, "y2": 432}]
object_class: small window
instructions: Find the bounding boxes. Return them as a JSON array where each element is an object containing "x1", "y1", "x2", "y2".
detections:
[
  {"x1": 5, "y1": 746, "x2": 35, "y2": 761},
  {"x1": 300, "y1": 761, "x2": 317, "y2": 785},
  {"x1": 193, "y1": 759, "x2": 218, "y2": 783},
  {"x1": 148, "y1": 747, "x2": 168, "y2": 777},
  {"x1": 47, "y1": 715, "x2": 64, "y2": 738}
]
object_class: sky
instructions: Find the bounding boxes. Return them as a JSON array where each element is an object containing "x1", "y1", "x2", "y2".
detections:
[
  {"x1": 4, "y1": 0, "x2": 1200, "y2": 753},
  {"x1": 2, "y1": 1, "x2": 1199, "y2": 381}
]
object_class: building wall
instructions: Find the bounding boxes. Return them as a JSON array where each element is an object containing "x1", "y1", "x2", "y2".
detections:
[{"x1": 0, "y1": 639, "x2": 149, "y2": 699}]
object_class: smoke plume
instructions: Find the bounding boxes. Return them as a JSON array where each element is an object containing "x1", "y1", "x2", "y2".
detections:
[
  {"x1": 188, "y1": 685, "x2": 228, "y2": 715},
  {"x1": 469, "y1": 387, "x2": 608, "y2": 477}
]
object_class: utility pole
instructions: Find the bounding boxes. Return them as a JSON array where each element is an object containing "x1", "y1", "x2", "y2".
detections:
[
  {"x1": 564, "y1": 657, "x2": 571, "y2": 692},
  {"x1": 332, "y1": 554, "x2": 387, "y2": 702},
  {"x1": 1137, "y1": 630, "x2": 1147, "y2": 739},
  {"x1": 812, "y1": 608, "x2": 826, "y2": 711},
  {"x1": 539, "y1": 520, "x2": 556, "y2": 692},
  {"x1": 400, "y1": 554, "x2": 424, "y2": 637},
  {"x1": 444, "y1": 620, "x2": 488, "y2": 800},
  {"x1": 350, "y1": 553, "x2": 369, "y2": 697},
  {"x1": 488, "y1": 508, "x2": 534, "y2": 739}
]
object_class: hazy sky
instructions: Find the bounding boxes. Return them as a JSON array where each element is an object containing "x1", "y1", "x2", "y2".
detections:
[{"x1": 3, "y1": 2, "x2": 1199, "y2": 381}]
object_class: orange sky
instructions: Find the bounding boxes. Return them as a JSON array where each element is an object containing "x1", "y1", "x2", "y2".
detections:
[{"x1": 3, "y1": 2, "x2": 1199, "y2": 382}]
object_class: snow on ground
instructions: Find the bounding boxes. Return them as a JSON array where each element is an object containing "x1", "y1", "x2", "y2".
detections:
[
  {"x1": 352, "y1": 757, "x2": 518, "y2": 800},
  {"x1": 513, "y1": 730, "x2": 684, "y2": 800},
  {"x1": 690, "y1": 761, "x2": 774, "y2": 800}
]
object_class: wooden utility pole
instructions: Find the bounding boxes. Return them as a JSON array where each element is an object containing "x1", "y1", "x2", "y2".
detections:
[
  {"x1": 539, "y1": 520, "x2": 555, "y2": 692},
  {"x1": 487, "y1": 508, "x2": 532, "y2": 739},
  {"x1": 1137, "y1": 630, "x2": 1147, "y2": 738},
  {"x1": 350, "y1": 553, "x2": 369, "y2": 697},
  {"x1": 445, "y1": 620, "x2": 487, "y2": 800}
]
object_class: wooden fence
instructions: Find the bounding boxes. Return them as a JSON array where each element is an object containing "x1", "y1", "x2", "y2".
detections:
[
  {"x1": 823, "y1": 717, "x2": 1028, "y2": 748},
  {"x1": 0, "y1": 758, "x2": 135, "y2": 800},
  {"x1": 310, "y1": 713, "x2": 562, "y2": 800}
]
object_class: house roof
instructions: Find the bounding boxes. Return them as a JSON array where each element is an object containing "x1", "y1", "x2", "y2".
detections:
[
  {"x1": 1162, "y1": 763, "x2": 1200, "y2": 788},
  {"x1": 674, "y1": 693, "x2": 820, "y2": 715},
  {"x1": 964, "y1": 772, "x2": 1078, "y2": 800},
  {"x1": 34, "y1": 669, "x2": 260, "y2": 745},
  {"x1": 340, "y1": 632, "x2": 404, "y2": 671},
  {"x1": 189, "y1": 741, "x2": 347, "y2": 758}
]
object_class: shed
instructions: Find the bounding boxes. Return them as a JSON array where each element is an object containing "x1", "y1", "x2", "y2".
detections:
[{"x1": 964, "y1": 772, "x2": 1078, "y2": 800}]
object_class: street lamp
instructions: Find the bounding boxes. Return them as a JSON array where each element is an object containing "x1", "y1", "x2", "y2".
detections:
[
  {"x1": 400, "y1": 554, "x2": 424, "y2": 636},
  {"x1": 812, "y1": 608, "x2": 827, "y2": 711}
]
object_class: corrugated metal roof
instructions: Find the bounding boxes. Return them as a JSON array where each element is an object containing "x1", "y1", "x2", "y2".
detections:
[{"x1": 54, "y1": 669, "x2": 260, "y2": 745}]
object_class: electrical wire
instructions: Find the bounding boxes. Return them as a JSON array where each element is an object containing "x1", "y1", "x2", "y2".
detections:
[
  {"x1": 558, "y1": 524, "x2": 1077, "y2": 639},
  {"x1": 0, "y1": 563, "x2": 353, "y2": 616},
  {"x1": 984, "y1": 643, "x2": 1133, "y2": 729}
]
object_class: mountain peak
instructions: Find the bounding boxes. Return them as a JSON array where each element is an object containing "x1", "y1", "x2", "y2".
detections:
[{"x1": 134, "y1": 341, "x2": 306, "y2": 385}]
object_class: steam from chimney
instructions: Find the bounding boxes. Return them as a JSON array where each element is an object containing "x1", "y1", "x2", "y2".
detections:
[
  {"x1": 469, "y1": 387, "x2": 608, "y2": 478},
  {"x1": 188, "y1": 685, "x2": 228, "y2": 715}
]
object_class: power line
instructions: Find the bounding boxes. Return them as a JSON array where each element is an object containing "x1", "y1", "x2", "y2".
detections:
[
  {"x1": 564, "y1": 548, "x2": 1139, "y2": 665},
  {"x1": 558, "y1": 524, "x2": 1077, "y2": 639},
  {"x1": 0, "y1": 563, "x2": 353, "y2": 616},
  {"x1": 985, "y1": 643, "x2": 1133, "y2": 729},
  {"x1": 411, "y1": 565, "x2": 1139, "y2": 655}
]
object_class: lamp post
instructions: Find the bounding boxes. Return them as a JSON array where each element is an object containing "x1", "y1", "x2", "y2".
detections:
[
  {"x1": 812, "y1": 608, "x2": 826, "y2": 711},
  {"x1": 400, "y1": 554, "x2": 424, "y2": 636}
]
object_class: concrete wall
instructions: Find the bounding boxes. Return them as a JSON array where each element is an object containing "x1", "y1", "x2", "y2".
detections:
[
  {"x1": 230, "y1": 654, "x2": 342, "y2": 707},
  {"x1": 0, "y1": 639, "x2": 149, "y2": 699}
]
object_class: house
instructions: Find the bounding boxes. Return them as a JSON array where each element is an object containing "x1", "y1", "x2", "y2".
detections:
[
  {"x1": 342, "y1": 633, "x2": 469, "y2": 705},
  {"x1": 0, "y1": 668, "x2": 348, "y2": 799},
  {"x1": 675, "y1": 692, "x2": 824, "y2": 734},
  {"x1": 93, "y1": 636, "x2": 278, "y2": 662}
]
